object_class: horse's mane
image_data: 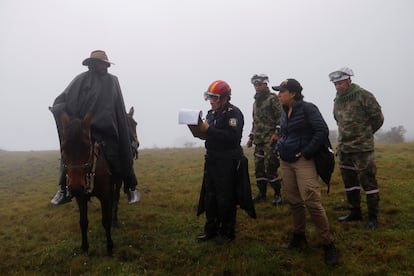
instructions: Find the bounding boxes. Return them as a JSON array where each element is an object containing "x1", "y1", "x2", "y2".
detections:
[{"x1": 63, "y1": 117, "x2": 89, "y2": 150}]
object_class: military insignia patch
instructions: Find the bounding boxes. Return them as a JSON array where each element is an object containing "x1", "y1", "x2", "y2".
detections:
[{"x1": 229, "y1": 118, "x2": 238, "y2": 127}]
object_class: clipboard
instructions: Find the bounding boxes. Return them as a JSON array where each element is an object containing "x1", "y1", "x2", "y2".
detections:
[{"x1": 178, "y1": 109, "x2": 207, "y2": 140}]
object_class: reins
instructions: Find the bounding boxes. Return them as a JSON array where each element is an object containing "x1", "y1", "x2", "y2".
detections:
[{"x1": 63, "y1": 141, "x2": 100, "y2": 194}]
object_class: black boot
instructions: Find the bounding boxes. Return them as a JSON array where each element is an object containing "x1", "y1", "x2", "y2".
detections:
[
  {"x1": 366, "y1": 217, "x2": 378, "y2": 230},
  {"x1": 197, "y1": 233, "x2": 217, "y2": 242},
  {"x1": 270, "y1": 179, "x2": 282, "y2": 206},
  {"x1": 253, "y1": 192, "x2": 266, "y2": 203},
  {"x1": 253, "y1": 181, "x2": 267, "y2": 203},
  {"x1": 339, "y1": 189, "x2": 361, "y2": 221},
  {"x1": 282, "y1": 233, "x2": 308, "y2": 249},
  {"x1": 366, "y1": 193, "x2": 379, "y2": 230},
  {"x1": 323, "y1": 243, "x2": 339, "y2": 266},
  {"x1": 338, "y1": 208, "x2": 362, "y2": 222},
  {"x1": 271, "y1": 194, "x2": 282, "y2": 205}
]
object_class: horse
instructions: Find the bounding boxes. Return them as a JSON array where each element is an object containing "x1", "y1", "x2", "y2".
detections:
[
  {"x1": 111, "y1": 106, "x2": 140, "y2": 227},
  {"x1": 127, "y1": 106, "x2": 140, "y2": 159},
  {"x1": 59, "y1": 111, "x2": 114, "y2": 256}
]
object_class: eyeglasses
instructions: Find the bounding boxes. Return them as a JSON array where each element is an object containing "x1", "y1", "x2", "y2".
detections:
[{"x1": 204, "y1": 92, "x2": 221, "y2": 103}]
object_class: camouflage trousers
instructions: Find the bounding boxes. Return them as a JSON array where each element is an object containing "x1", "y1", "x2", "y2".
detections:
[
  {"x1": 254, "y1": 142, "x2": 281, "y2": 195},
  {"x1": 338, "y1": 151, "x2": 380, "y2": 218}
]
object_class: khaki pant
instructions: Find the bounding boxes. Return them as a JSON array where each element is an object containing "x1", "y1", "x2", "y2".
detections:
[{"x1": 281, "y1": 157, "x2": 333, "y2": 245}]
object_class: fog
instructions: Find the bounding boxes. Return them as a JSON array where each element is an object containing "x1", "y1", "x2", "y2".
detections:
[{"x1": 1, "y1": 0, "x2": 413, "y2": 151}]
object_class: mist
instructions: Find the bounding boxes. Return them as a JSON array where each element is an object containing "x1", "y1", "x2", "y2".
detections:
[{"x1": 1, "y1": 0, "x2": 413, "y2": 151}]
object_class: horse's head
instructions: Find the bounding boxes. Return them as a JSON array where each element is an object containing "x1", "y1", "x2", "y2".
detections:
[
  {"x1": 60, "y1": 112, "x2": 94, "y2": 195},
  {"x1": 127, "y1": 106, "x2": 140, "y2": 158}
]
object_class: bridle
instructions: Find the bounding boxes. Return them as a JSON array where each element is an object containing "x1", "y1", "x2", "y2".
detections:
[{"x1": 63, "y1": 141, "x2": 99, "y2": 194}]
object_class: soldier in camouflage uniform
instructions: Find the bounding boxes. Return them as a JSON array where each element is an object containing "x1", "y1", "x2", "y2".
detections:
[
  {"x1": 329, "y1": 67, "x2": 384, "y2": 230},
  {"x1": 247, "y1": 74, "x2": 283, "y2": 205}
]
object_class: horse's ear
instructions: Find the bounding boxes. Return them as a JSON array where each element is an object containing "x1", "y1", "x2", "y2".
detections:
[
  {"x1": 128, "y1": 106, "x2": 134, "y2": 116},
  {"x1": 60, "y1": 112, "x2": 70, "y2": 129},
  {"x1": 83, "y1": 112, "x2": 92, "y2": 128}
]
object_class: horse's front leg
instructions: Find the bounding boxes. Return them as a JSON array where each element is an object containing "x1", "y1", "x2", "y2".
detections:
[
  {"x1": 76, "y1": 196, "x2": 89, "y2": 254},
  {"x1": 112, "y1": 177, "x2": 122, "y2": 228},
  {"x1": 101, "y1": 198, "x2": 114, "y2": 256}
]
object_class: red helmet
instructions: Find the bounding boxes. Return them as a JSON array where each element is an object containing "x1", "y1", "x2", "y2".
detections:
[{"x1": 204, "y1": 80, "x2": 231, "y2": 101}]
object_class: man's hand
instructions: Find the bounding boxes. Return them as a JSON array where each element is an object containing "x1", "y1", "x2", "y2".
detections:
[
  {"x1": 199, "y1": 120, "x2": 210, "y2": 132},
  {"x1": 247, "y1": 139, "x2": 253, "y2": 148},
  {"x1": 270, "y1": 133, "x2": 278, "y2": 144}
]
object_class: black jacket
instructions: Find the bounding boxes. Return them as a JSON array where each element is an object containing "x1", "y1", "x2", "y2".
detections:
[
  {"x1": 277, "y1": 100, "x2": 329, "y2": 162},
  {"x1": 197, "y1": 155, "x2": 256, "y2": 219}
]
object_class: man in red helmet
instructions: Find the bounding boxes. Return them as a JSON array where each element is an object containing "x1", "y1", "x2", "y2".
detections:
[{"x1": 196, "y1": 80, "x2": 255, "y2": 245}]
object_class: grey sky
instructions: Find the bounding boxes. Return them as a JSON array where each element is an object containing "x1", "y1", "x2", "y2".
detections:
[{"x1": 0, "y1": 0, "x2": 413, "y2": 151}]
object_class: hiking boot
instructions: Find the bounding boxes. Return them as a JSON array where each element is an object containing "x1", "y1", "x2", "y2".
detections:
[
  {"x1": 272, "y1": 194, "x2": 282, "y2": 206},
  {"x1": 338, "y1": 209, "x2": 362, "y2": 222},
  {"x1": 215, "y1": 234, "x2": 235, "y2": 245},
  {"x1": 323, "y1": 243, "x2": 339, "y2": 266},
  {"x1": 127, "y1": 189, "x2": 141, "y2": 204},
  {"x1": 253, "y1": 193, "x2": 266, "y2": 203},
  {"x1": 366, "y1": 218, "x2": 378, "y2": 230},
  {"x1": 197, "y1": 233, "x2": 217, "y2": 242},
  {"x1": 50, "y1": 189, "x2": 71, "y2": 205},
  {"x1": 281, "y1": 233, "x2": 308, "y2": 249}
]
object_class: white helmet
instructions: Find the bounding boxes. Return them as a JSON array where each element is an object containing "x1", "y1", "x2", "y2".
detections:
[
  {"x1": 251, "y1": 74, "x2": 269, "y2": 85},
  {"x1": 328, "y1": 67, "x2": 354, "y2": 82}
]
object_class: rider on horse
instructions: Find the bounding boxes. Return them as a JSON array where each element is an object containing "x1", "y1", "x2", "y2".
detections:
[{"x1": 50, "y1": 50, "x2": 140, "y2": 205}]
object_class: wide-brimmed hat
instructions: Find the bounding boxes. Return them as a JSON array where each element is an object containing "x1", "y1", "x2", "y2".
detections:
[{"x1": 82, "y1": 50, "x2": 114, "y2": 66}]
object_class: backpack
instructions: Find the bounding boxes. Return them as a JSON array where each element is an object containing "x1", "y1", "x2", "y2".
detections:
[{"x1": 303, "y1": 102, "x2": 335, "y2": 193}]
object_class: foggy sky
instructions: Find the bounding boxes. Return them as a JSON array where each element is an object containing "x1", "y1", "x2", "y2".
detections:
[{"x1": 1, "y1": 0, "x2": 413, "y2": 151}]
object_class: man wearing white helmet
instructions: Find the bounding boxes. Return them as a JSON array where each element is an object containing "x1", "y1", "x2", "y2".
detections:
[
  {"x1": 329, "y1": 67, "x2": 384, "y2": 230},
  {"x1": 247, "y1": 74, "x2": 283, "y2": 205}
]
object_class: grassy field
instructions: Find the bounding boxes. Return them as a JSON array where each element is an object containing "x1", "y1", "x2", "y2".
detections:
[{"x1": 0, "y1": 144, "x2": 413, "y2": 275}]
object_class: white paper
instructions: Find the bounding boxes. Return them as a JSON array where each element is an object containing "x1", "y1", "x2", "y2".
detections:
[{"x1": 178, "y1": 109, "x2": 203, "y2": 125}]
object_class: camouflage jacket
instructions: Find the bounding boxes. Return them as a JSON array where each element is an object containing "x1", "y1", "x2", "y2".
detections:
[
  {"x1": 334, "y1": 83, "x2": 384, "y2": 153},
  {"x1": 250, "y1": 88, "x2": 282, "y2": 144}
]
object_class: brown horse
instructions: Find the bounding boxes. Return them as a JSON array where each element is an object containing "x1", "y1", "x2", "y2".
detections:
[
  {"x1": 111, "y1": 106, "x2": 140, "y2": 227},
  {"x1": 127, "y1": 106, "x2": 140, "y2": 159},
  {"x1": 60, "y1": 111, "x2": 114, "y2": 256}
]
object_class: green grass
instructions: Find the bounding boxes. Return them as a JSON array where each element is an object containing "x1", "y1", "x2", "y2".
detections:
[{"x1": 0, "y1": 144, "x2": 413, "y2": 275}]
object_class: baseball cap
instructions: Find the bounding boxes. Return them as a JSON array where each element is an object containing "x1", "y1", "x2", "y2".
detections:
[{"x1": 272, "y1": 78, "x2": 303, "y2": 93}]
